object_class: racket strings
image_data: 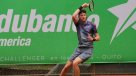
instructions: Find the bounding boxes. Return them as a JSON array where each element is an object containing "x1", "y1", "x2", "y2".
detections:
[{"x1": 89, "y1": 0, "x2": 94, "y2": 12}]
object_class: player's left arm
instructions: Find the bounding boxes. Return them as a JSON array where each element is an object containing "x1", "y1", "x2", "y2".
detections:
[
  {"x1": 93, "y1": 33, "x2": 100, "y2": 41},
  {"x1": 93, "y1": 24, "x2": 100, "y2": 41},
  {"x1": 87, "y1": 24, "x2": 100, "y2": 41},
  {"x1": 87, "y1": 33, "x2": 100, "y2": 41}
]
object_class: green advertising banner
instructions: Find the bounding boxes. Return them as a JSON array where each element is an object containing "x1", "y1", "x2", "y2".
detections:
[{"x1": 0, "y1": 0, "x2": 136, "y2": 64}]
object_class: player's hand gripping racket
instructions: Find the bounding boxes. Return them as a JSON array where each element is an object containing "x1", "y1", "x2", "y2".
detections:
[{"x1": 88, "y1": 0, "x2": 94, "y2": 12}]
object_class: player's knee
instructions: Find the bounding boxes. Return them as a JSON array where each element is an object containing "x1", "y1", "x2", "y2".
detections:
[
  {"x1": 64, "y1": 65, "x2": 69, "y2": 70},
  {"x1": 72, "y1": 61, "x2": 79, "y2": 67},
  {"x1": 64, "y1": 64, "x2": 72, "y2": 69},
  {"x1": 73, "y1": 57, "x2": 82, "y2": 67}
]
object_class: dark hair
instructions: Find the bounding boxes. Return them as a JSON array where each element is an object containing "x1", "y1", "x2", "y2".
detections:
[{"x1": 78, "y1": 9, "x2": 86, "y2": 15}]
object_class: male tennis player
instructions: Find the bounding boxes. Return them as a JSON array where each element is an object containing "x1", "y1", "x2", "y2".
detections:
[{"x1": 60, "y1": 3, "x2": 100, "y2": 76}]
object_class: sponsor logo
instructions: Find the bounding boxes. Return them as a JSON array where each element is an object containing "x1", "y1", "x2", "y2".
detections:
[{"x1": 108, "y1": 0, "x2": 136, "y2": 43}]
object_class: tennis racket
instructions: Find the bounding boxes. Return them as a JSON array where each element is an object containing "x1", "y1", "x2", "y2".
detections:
[{"x1": 88, "y1": 0, "x2": 94, "y2": 12}]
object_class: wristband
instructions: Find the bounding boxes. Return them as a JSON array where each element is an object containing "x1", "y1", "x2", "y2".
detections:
[
  {"x1": 93, "y1": 38, "x2": 96, "y2": 41},
  {"x1": 78, "y1": 6, "x2": 83, "y2": 11}
]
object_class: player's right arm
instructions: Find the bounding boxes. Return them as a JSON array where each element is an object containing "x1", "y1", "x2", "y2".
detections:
[
  {"x1": 72, "y1": 9, "x2": 80, "y2": 25},
  {"x1": 72, "y1": 3, "x2": 89, "y2": 25}
]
